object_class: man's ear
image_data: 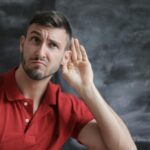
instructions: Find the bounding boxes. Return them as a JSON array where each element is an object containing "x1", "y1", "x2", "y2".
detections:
[
  {"x1": 19, "y1": 35, "x2": 25, "y2": 52},
  {"x1": 61, "y1": 50, "x2": 72, "y2": 65}
]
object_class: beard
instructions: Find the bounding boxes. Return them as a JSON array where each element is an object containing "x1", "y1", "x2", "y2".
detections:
[
  {"x1": 21, "y1": 52, "x2": 59, "y2": 81},
  {"x1": 23, "y1": 67, "x2": 52, "y2": 80}
]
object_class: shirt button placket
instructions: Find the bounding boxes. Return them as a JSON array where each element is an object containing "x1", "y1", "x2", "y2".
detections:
[
  {"x1": 25, "y1": 118, "x2": 30, "y2": 123},
  {"x1": 23, "y1": 101, "x2": 31, "y2": 125}
]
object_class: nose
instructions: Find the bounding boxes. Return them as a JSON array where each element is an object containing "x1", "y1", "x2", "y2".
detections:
[{"x1": 36, "y1": 43, "x2": 47, "y2": 58}]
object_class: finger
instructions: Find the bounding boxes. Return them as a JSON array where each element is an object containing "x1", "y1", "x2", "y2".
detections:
[
  {"x1": 71, "y1": 38, "x2": 77, "y2": 61},
  {"x1": 74, "y1": 38, "x2": 82, "y2": 60},
  {"x1": 80, "y1": 45, "x2": 88, "y2": 61}
]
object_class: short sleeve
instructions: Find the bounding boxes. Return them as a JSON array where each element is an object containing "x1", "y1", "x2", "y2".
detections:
[
  {"x1": 71, "y1": 97, "x2": 94, "y2": 138},
  {"x1": 58, "y1": 92, "x2": 94, "y2": 139}
]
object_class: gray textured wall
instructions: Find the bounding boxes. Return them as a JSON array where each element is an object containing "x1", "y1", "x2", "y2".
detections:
[{"x1": 56, "y1": 0, "x2": 150, "y2": 145}]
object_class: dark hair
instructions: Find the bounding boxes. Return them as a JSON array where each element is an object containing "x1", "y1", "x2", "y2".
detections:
[{"x1": 28, "y1": 10, "x2": 72, "y2": 49}]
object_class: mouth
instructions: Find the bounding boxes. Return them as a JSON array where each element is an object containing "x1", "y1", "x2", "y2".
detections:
[{"x1": 31, "y1": 60, "x2": 47, "y2": 67}]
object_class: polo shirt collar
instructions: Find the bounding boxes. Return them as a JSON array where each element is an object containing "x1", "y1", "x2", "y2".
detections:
[
  {"x1": 4, "y1": 67, "x2": 59, "y2": 106},
  {"x1": 44, "y1": 81, "x2": 60, "y2": 106}
]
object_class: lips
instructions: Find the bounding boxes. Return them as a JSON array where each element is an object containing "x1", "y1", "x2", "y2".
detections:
[{"x1": 31, "y1": 60, "x2": 47, "y2": 67}]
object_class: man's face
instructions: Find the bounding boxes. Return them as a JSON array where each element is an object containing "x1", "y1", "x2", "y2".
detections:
[{"x1": 20, "y1": 23, "x2": 69, "y2": 80}]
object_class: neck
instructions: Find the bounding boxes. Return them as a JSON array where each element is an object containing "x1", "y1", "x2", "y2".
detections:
[{"x1": 15, "y1": 65, "x2": 51, "y2": 112}]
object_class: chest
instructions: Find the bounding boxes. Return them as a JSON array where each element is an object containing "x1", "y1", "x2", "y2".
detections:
[{"x1": 0, "y1": 99, "x2": 65, "y2": 150}]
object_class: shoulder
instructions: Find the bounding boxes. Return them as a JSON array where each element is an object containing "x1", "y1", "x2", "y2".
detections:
[
  {"x1": 47, "y1": 81, "x2": 91, "y2": 113},
  {"x1": 56, "y1": 86, "x2": 82, "y2": 106},
  {"x1": 0, "y1": 68, "x2": 16, "y2": 90},
  {"x1": 48, "y1": 81, "x2": 77, "y2": 101}
]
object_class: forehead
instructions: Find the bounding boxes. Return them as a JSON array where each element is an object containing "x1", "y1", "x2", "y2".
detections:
[{"x1": 27, "y1": 23, "x2": 69, "y2": 43}]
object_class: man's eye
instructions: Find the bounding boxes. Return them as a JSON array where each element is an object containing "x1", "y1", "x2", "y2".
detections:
[
  {"x1": 49, "y1": 43, "x2": 58, "y2": 49},
  {"x1": 31, "y1": 37, "x2": 40, "y2": 44}
]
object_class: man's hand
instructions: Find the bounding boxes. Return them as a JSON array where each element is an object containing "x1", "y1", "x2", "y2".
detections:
[
  {"x1": 61, "y1": 39, "x2": 137, "y2": 150},
  {"x1": 61, "y1": 38, "x2": 93, "y2": 91}
]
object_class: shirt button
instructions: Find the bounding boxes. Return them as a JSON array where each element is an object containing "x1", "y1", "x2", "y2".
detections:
[
  {"x1": 24, "y1": 102, "x2": 28, "y2": 106},
  {"x1": 25, "y1": 118, "x2": 30, "y2": 123}
]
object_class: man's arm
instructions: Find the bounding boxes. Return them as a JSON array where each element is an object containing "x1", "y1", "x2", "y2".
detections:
[
  {"x1": 61, "y1": 38, "x2": 137, "y2": 150},
  {"x1": 77, "y1": 84, "x2": 136, "y2": 150}
]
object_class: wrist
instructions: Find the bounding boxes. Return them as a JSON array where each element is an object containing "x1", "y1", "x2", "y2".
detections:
[{"x1": 77, "y1": 81, "x2": 96, "y2": 98}]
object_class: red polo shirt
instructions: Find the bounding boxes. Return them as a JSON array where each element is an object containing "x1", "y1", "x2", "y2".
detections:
[{"x1": 0, "y1": 68, "x2": 93, "y2": 150}]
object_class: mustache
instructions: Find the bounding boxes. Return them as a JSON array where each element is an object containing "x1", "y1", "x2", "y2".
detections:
[
  {"x1": 30, "y1": 55, "x2": 45, "y2": 61},
  {"x1": 21, "y1": 52, "x2": 47, "y2": 62},
  {"x1": 30, "y1": 56, "x2": 48, "y2": 67},
  {"x1": 20, "y1": 52, "x2": 48, "y2": 67},
  {"x1": 30, "y1": 55, "x2": 48, "y2": 63}
]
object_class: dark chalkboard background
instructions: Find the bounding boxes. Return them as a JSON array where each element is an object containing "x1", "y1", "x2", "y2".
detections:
[
  {"x1": 0, "y1": 0, "x2": 150, "y2": 149},
  {"x1": 56, "y1": 0, "x2": 150, "y2": 149}
]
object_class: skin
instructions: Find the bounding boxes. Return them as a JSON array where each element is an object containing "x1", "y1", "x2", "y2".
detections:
[
  {"x1": 16, "y1": 24, "x2": 71, "y2": 112},
  {"x1": 15, "y1": 23, "x2": 137, "y2": 150},
  {"x1": 20, "y1": 24, "x2": 69, "y2": 80}
]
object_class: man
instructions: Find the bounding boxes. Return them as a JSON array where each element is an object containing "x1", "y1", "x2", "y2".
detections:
[{"x1": 0, "y1": 10, "x2": 137, "y2": 150}]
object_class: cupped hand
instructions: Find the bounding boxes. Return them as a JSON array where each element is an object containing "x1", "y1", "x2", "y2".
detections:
[{"x1": 61, "y1": 38, "x2": 94, "y2": 91}]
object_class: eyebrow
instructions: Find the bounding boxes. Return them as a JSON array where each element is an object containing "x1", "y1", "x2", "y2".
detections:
[
  {"x1": 29, "y1": 31, "x2": 61, "y2": 47},
  {"x1": 30, "y1": 31, "x2": 41, "y2": 36}
]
